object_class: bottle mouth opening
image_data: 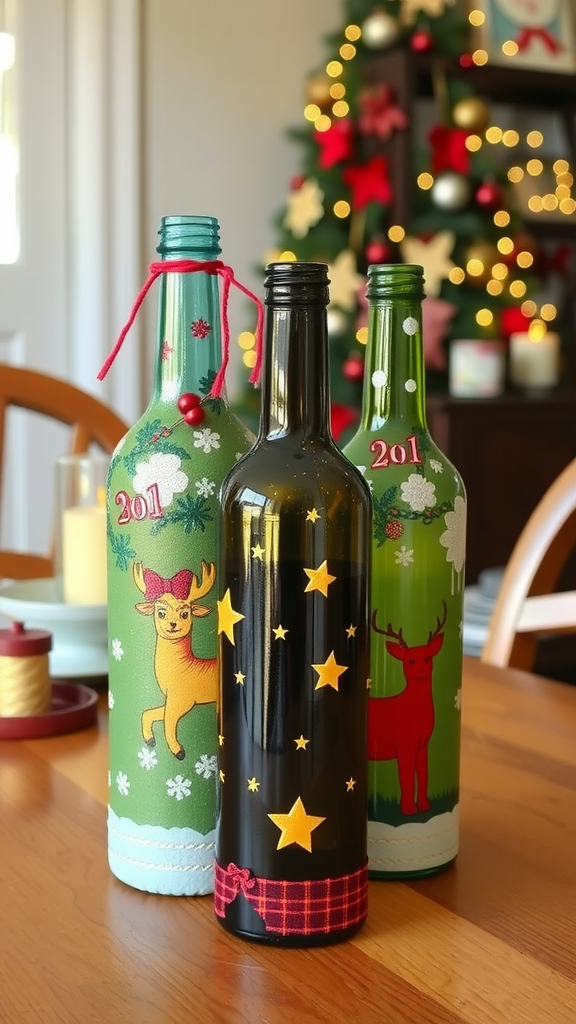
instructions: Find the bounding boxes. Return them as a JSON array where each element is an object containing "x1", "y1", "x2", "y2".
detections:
[
  {"x1": 157, "y1": 216, "x2": 221, "y2": 257},
  {"x1": 264, "y1": 262, "x2": 330, "y2": 305},
  {"x1": 366, "y1": 263, "x2": 425, "y2": 300}
]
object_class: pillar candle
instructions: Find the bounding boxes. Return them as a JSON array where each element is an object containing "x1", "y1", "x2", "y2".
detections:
[
  {"x1": 62, "y1": 505, "x2": 107, "y2": 604},
  {"x1": 509, "y1": 332, "x2": 560, "y2": 389}
]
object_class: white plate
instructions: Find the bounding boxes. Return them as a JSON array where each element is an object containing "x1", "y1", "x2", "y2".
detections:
[{"x1": 0, "y1": 578, "x2": 108, "y2": 678}]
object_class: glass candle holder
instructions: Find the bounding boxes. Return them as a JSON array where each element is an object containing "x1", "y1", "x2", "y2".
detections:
[{"x1": 55, "y1": 453, "x2": 109, "y2": 605}]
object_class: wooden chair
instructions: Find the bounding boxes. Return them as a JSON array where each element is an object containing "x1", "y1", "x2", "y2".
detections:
[
  {"x1": 0, "y1": 364, "x2": 128, "y2": 580},
  {"x1": 481, "y1": 455, "x2": 576, "y2": 671}
]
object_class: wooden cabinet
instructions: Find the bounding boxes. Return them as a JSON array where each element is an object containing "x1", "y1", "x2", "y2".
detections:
[{"x1": 427, "y1": 392, "x2": 576, "y2": 583}]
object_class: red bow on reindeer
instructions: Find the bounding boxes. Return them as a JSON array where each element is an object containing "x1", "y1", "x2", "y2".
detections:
[{"x1": 143, "y1": 569, "x2": 193, "y2": 601}]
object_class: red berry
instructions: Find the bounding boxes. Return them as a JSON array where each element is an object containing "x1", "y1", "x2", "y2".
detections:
[
  {"x1": 366, "y1": 240, "x2": 391, "y2": 264},
  {"x1": 385, "y1": 520, "x2": 404, "y2": 540},
  {"x1": 178, "y1": 392, "x2": 201, "y2": 414},
  {"x1": 184, "y1": 406, "x2": 205, "y2": 426},
  {"x1": 343, "y1": 356, "x2": 365, "y2": 382}
]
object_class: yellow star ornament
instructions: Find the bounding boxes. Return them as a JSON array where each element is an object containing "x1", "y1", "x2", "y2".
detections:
[
  {"x1": 217, "y1": 589, "x2": 244, "y2": 644},
  {"x1": 303, "y1": 559, "x2": 336, "y2": 597},
  {"x1": 328, "y1": 250, "x2": 364, "y2": 311},
  {"x1": 400, "y1": 231, "x2": 455, "y2": 298},
  {"x1": 399, "y1": 0, "x2": 453, "y2": 24},
  {"x1": 268, "y1": 796, "x2": 326, "y2": 852},
  {"x1": 283, "y1": 179, "x2": 324, "y2": 239},
  {"x1": 313, "y1": 651, "x2": 348, "y2": 691}
]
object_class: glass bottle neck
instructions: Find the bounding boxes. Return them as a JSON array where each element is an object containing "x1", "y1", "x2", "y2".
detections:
[
  {"x1": 359, "y1": 301, "x2": 428, "y2": 432},
  {"x1": 152, "y1": 267, "x2": 224, "y2": 404},
  {"x1": 259, "y1": 306, "x2": 331, "y2": 442}
]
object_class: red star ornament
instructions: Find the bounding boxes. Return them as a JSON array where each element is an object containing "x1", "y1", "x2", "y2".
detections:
[
  {"x1": 429, "y1": 125, "x2": 470, "y2": 176},
  {"x1": 343, "y1": 156, "x2": 392, "y2": 210},
  {"x1": 314, "y1": 120, "x2": 353, "y2": 170}
]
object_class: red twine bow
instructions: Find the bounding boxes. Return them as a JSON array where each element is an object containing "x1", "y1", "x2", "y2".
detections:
[
  {"x1": 429, "y1": 125, "x2": 470, "y2": 176},
  {"x1": 515, "y1": 27, "x2": 560, "y2": 53},
  {"x1": 143, "y1": 568, "x2": 192, "y2": 602},
  {"x1": 97, "y1": 259, "x2": 264, "y2": 398},
  {"x1": 226, "y1": 862, "x2": 256, "y2": 897}
]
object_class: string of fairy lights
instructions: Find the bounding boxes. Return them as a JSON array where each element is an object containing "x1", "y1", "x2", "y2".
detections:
[{"x1": 238, "y1": 8, "x2": 573, "y2": 366}]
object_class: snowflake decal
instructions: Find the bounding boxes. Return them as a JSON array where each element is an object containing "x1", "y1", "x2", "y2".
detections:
[
  {"x1": 161, "y1": 340, "x2": 174, "y2": 360},
  {"x1": 195, "y1": 754, "x2": 217, "y2": 779},
  {"x1": 395, "y1": 545, "x2": 414, "y2": 567},
  {"x1": 116, "y1": 771, "x2": 130, "y2": 796},
  {"x1": 191, "y1": 318, "x2": 211, "y2": 339},
  {"x1": 195, "y1": 476, "x2": 216, "y2": 498},
  {"x1": 454, "y1": 688, "x2": 462, "y2": 712},
  {"x1": 403, "y1": 316, "x2": 418, "y2": 336},
  {"x1": 429, "y1": 459, "x2": 443, "y2": 473},
  {"x1": 405, "y1": 379, "x2": 417, "y2": 392},
  {"x1": 167, "y1": 774, "x2": 192, "y2": 800},
  {"x1": 138, "y1": 746, "x2": 158, "y2": 770},
  {"x1": 440, "y1": 494, "x2": 467, "y2": 574},
  {"x1": 400, "y1": 473, "x2": 437, "y2": 512},
  {"x1": 371, "y1": 370, "x2": 387, "y2": 388},
  {"x1": 193, "y1": 428, "x2": 221, "y2": 454},
  {"x1": 133, "y1": 452, "x2": 188, "y2": 509},
  {"x1": 108, "y1": 691, "x2": 115, "y2": 710},
  {"x1": 111, "y1": 638, "x2": 123, "y2": 662}
]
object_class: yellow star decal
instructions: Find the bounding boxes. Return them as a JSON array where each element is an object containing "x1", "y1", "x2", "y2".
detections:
[
  {"x1": 217, "y1": 589, "x2": 244, "y2": 644},
  {"x1": 273, "y1": 624, "x2": 288, "y2": 640},
  {"x1": 235, "y1": 670, "x2": 246, "y2": 685},
  {"x1": 268, "y1": 796, "x2": 325, "y2": 852},
  {"x1": 313, "y1": 650, "x2": 348, "y2": 691},
  {"x1": 303, "y1": 559, "x2": 336, "y2": 597},
  {"x1": 251, "y1": 543, "x2": 265, "y2": 559},
  {"x1": 218, "y1": 734, "x2": 224, "y2": 746},
  {"x1": 346, "y1": 624, "x2": 357, "y2": 638},
  {"x1": 219, "y1": 769, "x2": 225, "y2": 783},
  {"x1": 247, "y1": 777, "x2": 260, "y2": 792},
  {"x1": 346, "y1": 777, "x2": 356, "y2": 792},
  {"x1": 294, "y1": 735, "x2": 310, "y2": 750},
  {"x1": 306, "y1": 508, "x2": 320, "y2": 523}
]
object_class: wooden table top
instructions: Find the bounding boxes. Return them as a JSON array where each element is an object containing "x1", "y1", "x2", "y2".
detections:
[{"x1": 1, "y1": 657, "x2": 575, "y2": 1024}]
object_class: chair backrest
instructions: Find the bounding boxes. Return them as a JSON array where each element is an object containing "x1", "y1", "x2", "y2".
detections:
[
  {"x1": 0, "y1": 364, "x2": 129, "y2": 580},
  {"x1": 481, "y1": 454, "x2": 576, "y2": 671}
]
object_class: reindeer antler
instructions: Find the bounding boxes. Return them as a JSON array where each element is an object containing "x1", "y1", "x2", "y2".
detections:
[
  {"x1": 427, "y1": 600, "x2": 447, "y2": 643},
  {"x1": 133, "y1": 562, "x2": 147, "y2": 594},
  {"x1": 187, "y1": 560, "x2": 216, "y2": 602},
  {"x1": 372, "y1": 609, "x2": 407, "y2": 647}
]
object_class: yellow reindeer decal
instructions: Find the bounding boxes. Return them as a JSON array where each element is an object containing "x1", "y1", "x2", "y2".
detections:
[{"x1": 133, "y1": 560, "x2": 218, "y2": 759}]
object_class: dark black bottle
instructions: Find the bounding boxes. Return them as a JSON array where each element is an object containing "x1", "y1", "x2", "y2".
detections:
[{"x1": 214, "y1": 262, "x2": 371, "y2": 946}]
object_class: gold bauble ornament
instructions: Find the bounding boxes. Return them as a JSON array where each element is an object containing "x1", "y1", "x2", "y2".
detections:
[
  {"x1": 452, "y1": 96, "x2": 490, "y2": 134},
  {"x1": 464, "y1": 239, "x2": 500, "y2": 285},
  {"x1": 361, "y1": 8, "x2": 401, "y2": 49},
  {"x1": 305, "y1": 73, "x2": 333, "y2": 111}
]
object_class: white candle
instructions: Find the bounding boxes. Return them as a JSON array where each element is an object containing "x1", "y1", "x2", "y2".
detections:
[
  {"x1": 62, "y1": 505, "x2": 107, "y2": 605},
  {"x1": 509, "y1": 331, "x2": 560, "y2": 389}
]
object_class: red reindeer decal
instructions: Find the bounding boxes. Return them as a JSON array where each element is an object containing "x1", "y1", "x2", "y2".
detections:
[{"x1": 368, "y1": 602, "x2": 447, "y2": 816}]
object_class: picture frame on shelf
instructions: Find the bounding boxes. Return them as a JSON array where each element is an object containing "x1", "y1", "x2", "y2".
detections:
[{"x1": 469, "y1": 0, "x2": 576, "y2": 74}]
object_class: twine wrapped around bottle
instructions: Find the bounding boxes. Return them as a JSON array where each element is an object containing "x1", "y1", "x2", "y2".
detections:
[{"x1": 0, "y1": 622, "x2": 52, "y2": 717}]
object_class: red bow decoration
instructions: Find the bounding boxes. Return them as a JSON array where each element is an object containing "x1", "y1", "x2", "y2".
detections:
[
  {"x1": 314, "y1": 120, "x2": 353, "y2": 169},
  {"x1": 359, "y1": 84, "x2": 408, "y2": 141},
  {"x1": 343, "y1": 156, "x2": 392, "y2": 210},
  {"x1": 143, "y1": 568, "x2": 193, "y2": 602},
  {"x1": 226, "y1": 863, "x2": 256, "y2": 897},
  {"x1": 429, "y1": 125, "x2": 470, "y2": 176},
  {"x1": 515, "y1": 27, "x2": 560, "y2": 53}
]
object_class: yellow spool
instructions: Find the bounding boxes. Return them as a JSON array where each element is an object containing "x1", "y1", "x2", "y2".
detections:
[{"x1": 0, "y1": 622, "x2": 52, "y2": 717}]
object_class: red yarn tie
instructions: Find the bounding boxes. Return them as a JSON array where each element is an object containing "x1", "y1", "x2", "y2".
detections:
[{"x1": 97, "y1": 259, "x2": 264, "y2": 397}]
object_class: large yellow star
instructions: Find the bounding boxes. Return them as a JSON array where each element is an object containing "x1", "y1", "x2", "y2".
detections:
[
  {"x1": 312, "y1": 650, "x2": 348, "y2": 691},
  {"x1": 400, "y1": 231, "x2": 455, "y2": 299},
  {"x1": 268, "y1": 796, "x2": 326, "y2": 852},
  {"x1": 303, "y1": 559, "x2": 336, "y2": 597},
  {"x1": 217, "y1": 589, "x2": 244, "y2": 644}
]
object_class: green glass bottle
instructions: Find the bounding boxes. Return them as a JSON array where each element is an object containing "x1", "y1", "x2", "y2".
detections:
[
  {"x1": 106, "y1": 215, "x2": 253, "y2": 895},
  {"x1": 214, "y1": 262, "x2": 371, "y2": 945},
  {"x1": 344, "y1": 264, "x2": 466, "y2": 878}
]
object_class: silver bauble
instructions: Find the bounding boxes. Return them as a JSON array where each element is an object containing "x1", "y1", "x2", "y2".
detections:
[
  {"x1": 430, "y1": 171, "x2": 472, "y2": 211},
  {"x1": 327, "y1": 308, "x2": 347, "y2": 337},
  {"x1": 361, "y1": 9, "x2": 400, "y2": 49}
]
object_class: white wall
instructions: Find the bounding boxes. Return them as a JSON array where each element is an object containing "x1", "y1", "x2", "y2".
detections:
[{"x1": 142, "y1": 0, "x2": 341, "y2": 394}]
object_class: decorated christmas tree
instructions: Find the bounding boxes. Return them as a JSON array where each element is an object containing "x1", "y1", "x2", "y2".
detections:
[{"x1": 236, "y1": 0, "x2": 572, "y2": 439}]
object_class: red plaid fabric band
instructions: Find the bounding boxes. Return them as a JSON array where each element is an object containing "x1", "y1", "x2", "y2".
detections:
[{"x1": 214, "y1": 860, "x2": 368, "y2": 936}]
